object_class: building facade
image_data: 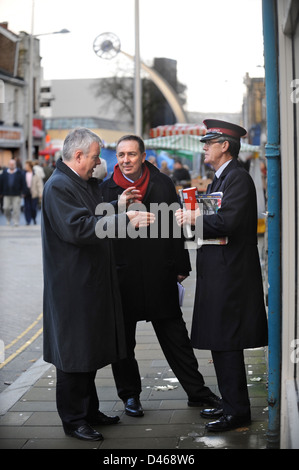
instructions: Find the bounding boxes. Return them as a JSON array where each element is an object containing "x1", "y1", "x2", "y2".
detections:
[
  {"x1": 0, "y1": 23, "x2": 44, "y2": 167},
  {"x1": 275, "y1": 0, "x2": 299, "y2": 449}
]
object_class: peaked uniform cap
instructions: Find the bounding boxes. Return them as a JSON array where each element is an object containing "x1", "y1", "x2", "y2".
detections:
[{"x1": 200, "y1": 119, "x2": 247, "y2": 142}]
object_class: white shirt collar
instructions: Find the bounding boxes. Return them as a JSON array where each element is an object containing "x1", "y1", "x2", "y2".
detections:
[
  {"x1": 215, "y1": 159, "x2": 232, "y2": 178},
  {"x1": 68, "y1": 166, "x2": 80, "y2": 177},
  {"x1": 122, "y1": 169, "x2": 143, "y2": 183}
]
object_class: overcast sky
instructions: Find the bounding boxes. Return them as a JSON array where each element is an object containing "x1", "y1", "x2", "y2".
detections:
[{"x1": 1, "y1": 0, "x2": 265, "y2": 113}]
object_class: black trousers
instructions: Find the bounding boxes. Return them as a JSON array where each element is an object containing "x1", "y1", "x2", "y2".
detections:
[
  {"x1": 112, "y1": 316, "x2": 211, "y2": 401},
  {"x1": 56, "y1": 368, "x2": 99, "y2": 429},
  {"x1": 211, "y1": 350, "x2": 251, "y2": 417}
]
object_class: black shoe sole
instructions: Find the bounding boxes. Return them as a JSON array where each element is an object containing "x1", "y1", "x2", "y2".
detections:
[
  {"x1": 125, "y1": 410, "x2": 144, "y2": 417},
  {"x1": 206, "y1": 422, "x2": 251, "y2": 432},
  {"x1": 200, "y1": 409, "x2": 224, "y2": 419},
  {"x1": 206, "y1": 419, "x2": 251, "y2": 432},
  {"x1": 65, "y1": 430, "x2": 104, "y2": 441}
]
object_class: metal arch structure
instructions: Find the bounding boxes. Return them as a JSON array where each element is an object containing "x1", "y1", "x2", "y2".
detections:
[
  {"x1": 93, "y1": 32, "x2": 188, "y2": 125},
  {"x1": 120, "y1": 50, "x2": 188, "y2": 124}
]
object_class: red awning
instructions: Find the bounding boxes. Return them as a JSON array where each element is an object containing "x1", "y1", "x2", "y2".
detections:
[
  {"x1": 39, "y1": 146, "x2": 61, "y2": 156},
  {"x1": 149, "y1": 124, "x2": 206, "y2": 138}
]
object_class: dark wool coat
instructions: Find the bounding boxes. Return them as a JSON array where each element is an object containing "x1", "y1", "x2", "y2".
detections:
[
  {"x1": 99, "y1": 161, "x2": 191, "y2": 322},
  {"x1": 41, "y1": 159, "x2": 127, "y2": 372},
  {"x1": 191, "y1": 158, "x2": 268, "y2": 351}
]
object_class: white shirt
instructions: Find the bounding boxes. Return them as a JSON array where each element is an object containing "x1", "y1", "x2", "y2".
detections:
[
  {"x1": 122, "y1": 169, "x2": 143, "y2": 183},
  {"x1": 69, "y1": 166, "x2": 80, "y2": 177},
  {"x1": 215, "y1": 159, "x2": 232, "y2": 179}
]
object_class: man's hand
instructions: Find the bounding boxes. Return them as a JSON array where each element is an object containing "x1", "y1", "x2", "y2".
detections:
[
  {"x1": 127, "y1": 210, "x2": 155, "y2": 228},
  {"x1": 175, "y1": 208, "x2": 200, "y2": 226},
  {"x1": 118, "y1": 187, "x2": 142, "y2": 211}
]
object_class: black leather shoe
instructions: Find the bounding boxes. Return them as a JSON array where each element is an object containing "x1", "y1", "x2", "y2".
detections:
[
  {"x1": 188, "y1": 393, "x2": 222, "y2": 409},
  {"x1": 124, "y1": 397, "x2": 144, "y2": 417},
  {"x1": 200, "y1": 407, "x2": 223, "y2": 419},
  {"x1": 89, "y1": 411, "x2": 120, "y2": 425},
  {"x1": 64, "y1": 423, "x2": 104, "y2": 441},
  {"x1": 206, "y1": 414, "x2": 251, "y2": 432}
]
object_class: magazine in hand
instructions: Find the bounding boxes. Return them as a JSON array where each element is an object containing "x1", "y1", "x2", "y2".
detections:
[
  {"x1": 196, "y1": 192, "x2": 228, "y2": 245},
  {"x1": 177, "y1": 282, "x2": 185, "y2": 306}
]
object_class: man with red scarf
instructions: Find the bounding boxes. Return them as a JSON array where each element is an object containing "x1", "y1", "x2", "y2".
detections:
[{"x1": 99, "y1": 135, "x2": 220, "y2": 417}]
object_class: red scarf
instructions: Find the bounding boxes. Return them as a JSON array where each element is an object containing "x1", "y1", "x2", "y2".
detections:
[{"x1": 113, "y1": 163, "x2": 150, "y2": 201}]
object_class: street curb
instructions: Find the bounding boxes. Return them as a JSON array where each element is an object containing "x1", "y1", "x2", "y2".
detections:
[{"x1": 0, "y1": 356, "x2": 51, "y2": 416}]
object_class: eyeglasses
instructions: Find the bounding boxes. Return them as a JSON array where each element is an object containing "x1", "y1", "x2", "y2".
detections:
[{"x1": 204, "y1": 140, "x2": 224, "y2": 147}]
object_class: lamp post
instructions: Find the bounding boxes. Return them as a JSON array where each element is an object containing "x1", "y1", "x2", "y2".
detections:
[
  {"x1": 134, "y1": 0, "x2": 142, "y2": 136},
  {"x1": 92, "y1": 3, "x2": 142, "y2": 136},
  {"x1": 27, "y1": 0, "x2": 35, "y2": 160},
  {"x1": 27, "y1": 0, "x2": 70, "y2": 160}
]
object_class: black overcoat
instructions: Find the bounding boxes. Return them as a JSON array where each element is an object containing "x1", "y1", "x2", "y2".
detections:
[
  {"x1": 99, "y1": 161, "x2": 191, "y2": 322},
  {"x1": 41, "y1": 159, "x2": 127, "y2": 372},
  {"x1": 191, "y1": 158, "x2": 268, "y2": 351}
]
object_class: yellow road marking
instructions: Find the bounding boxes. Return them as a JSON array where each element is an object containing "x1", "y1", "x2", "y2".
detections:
[
  {"x1": 0, "y1": 327, "x2": 43, "y2": 369},
  {"x1": 0, "y1": 313, "x2": 43, "y2": 369},
  {"x1": 4, "y1": 313, "x2": 43, "y2": 350}
]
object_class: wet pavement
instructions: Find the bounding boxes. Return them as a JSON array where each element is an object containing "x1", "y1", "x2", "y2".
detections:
[{"x1": 0, "y1": 212, "x2": 269, "y2": 454}]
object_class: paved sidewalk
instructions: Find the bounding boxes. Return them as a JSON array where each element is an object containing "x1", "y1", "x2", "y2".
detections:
[{"x1": 0, "y1": 222, "x2": 269, "y2": 452}]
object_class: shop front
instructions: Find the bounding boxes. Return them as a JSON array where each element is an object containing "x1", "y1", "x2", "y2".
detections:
[{"x1": 0, "y1": 125, "x2": 24, "y2": 168}]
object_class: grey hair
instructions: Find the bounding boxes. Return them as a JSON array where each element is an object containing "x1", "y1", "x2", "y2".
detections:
[
  {"x1": 62, "y1": 128, "x2": 102, "y2": 161},
  {"x1": 216, "y1": 137, "x2": 240, "y2": 158}
]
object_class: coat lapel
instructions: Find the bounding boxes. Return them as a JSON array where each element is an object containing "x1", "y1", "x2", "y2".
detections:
[{"x1": 210, "y1": 159, "x2": 238, "y2": 193}]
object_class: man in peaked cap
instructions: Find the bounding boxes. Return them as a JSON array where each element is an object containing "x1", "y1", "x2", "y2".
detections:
[
  {"x1": 176, "y1": 119, "x2": 268, "y2": 432},
  {"x1": 201, "y1": 119, "x2": 247, "y2": 142}
]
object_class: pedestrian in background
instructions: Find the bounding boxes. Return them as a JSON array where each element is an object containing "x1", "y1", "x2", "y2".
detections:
[
  {"x1": 24, "y1": 160, "x2": 44, "y2": 225},
  {"x1": 33, "y1": 160, "x2": 45, "y2": 180},
  {"x1": 92, "y1": 157, "x2": 107, "y2": 182},
  {"x1": 99, "y1": 134, "x2": 220, "y2": 418},
  {"x1": 0, "y1": 159, "x2": 26, "y2": 226},
  {"x1": 176, "y1": 119, "x2": 268, "y2": 432},
  {"x1": 41, "y1": 161, "x2": 54, "y2": 183},
  {"x1": 160, "y1": 160, "x2": 171, "y2": 176},
  {"x1": 172, "y1": 159, "x2": 191, "y2": 188},
  {"x1": 41, "y1": 127, "x2": 154, "y2": 442}
]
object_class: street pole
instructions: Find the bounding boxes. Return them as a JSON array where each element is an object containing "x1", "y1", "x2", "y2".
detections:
[
  {"x1": 27, "y1": 0, "x2": 70, "y2": 162},
  {"x1": 262, "y1": 0, "x2": 281, "y2": 449},
  {"x1": 27, "y1": 0, "x2": 35, "y2": 160},
  {"x1": 134, "y1": 0, "x2": 142, "y2": 136}
]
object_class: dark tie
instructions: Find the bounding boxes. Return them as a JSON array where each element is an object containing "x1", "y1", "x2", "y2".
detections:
[{"x1": 209, "y1": 175, "x2": 218, "y2": 193}]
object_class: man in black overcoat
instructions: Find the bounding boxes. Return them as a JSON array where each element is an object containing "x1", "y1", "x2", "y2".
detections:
[
  {"x1": 176, "y1": 120, "x2": 268, "y2": 431},
  {"x1": 42, "y1": 128, "x2": 154, "y2": 441},
  {"x1": 99, "y1": 134, "x2": 220, "y2": 417}
]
